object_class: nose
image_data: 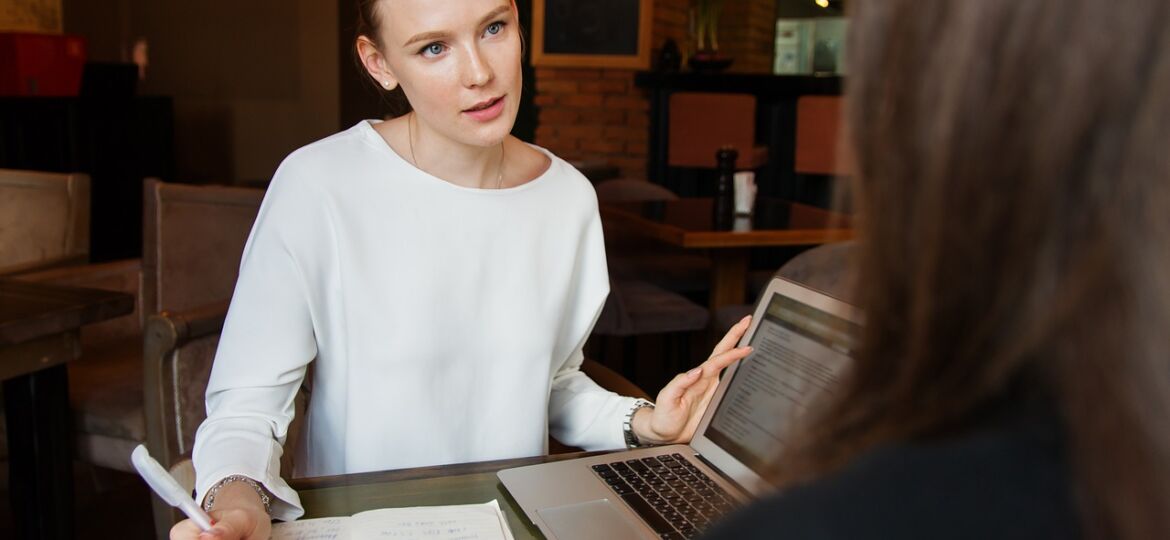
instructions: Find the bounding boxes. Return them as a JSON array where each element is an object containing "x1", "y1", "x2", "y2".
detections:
[{"x1": 461, "y1": 44, "x2": 494, "y2": 88}]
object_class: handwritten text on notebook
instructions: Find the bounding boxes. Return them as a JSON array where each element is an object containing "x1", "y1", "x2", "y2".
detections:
[{"x1": 270, "y1": 500, "x2": 515, "y2": 540}]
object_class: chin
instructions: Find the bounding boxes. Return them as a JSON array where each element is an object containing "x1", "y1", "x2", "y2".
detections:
[{"x1": 460, "y1": 111, "x2": 517, "y2": 147}]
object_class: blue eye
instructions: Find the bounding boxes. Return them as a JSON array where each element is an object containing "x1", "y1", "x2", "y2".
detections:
[
  {"x1": 485, "y1": 22, "x2": 504, "y2": 36},
  {"x1": 421, "y1": 43, "x2": 445, "y2": 57}
]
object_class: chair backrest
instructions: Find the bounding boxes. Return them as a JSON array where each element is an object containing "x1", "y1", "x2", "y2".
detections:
[
  {"x1": 142, "y1": 179, "x2": 265, "y2": 315},
  {"x1": 668, "y1": 92, "x2": 758, "y2": 168},
  {"x1": 795, "y1": 96, "x2": 854, "y2": 175},
  {"x1": 0, "y1": 169, "x2": 90, "y2": 274},
  {"x1": 776, "y1": 241, "x2": 856, "y2": 303}
]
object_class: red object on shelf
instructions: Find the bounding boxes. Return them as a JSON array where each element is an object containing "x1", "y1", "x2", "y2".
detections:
[{"x1": 0, "y1": 33, "x2": 87, "y2": 96}]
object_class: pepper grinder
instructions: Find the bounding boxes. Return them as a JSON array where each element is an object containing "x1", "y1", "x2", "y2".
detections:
[{"x1": 712, "y1": 146, "x2": 738, "y2": 231}]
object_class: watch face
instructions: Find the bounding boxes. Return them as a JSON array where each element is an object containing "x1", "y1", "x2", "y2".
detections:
[{"x1": 623, "y1": 400, "x2": 655, "y2": 448}]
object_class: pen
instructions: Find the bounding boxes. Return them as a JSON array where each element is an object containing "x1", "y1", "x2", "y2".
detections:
[{"x1": 131, "y1": 444, "x2": 214, "y2": 531}]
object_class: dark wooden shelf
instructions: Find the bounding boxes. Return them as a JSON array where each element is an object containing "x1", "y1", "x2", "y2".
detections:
[{"x1": 634, "y1": 71, "x2": 842, "y2": 96}]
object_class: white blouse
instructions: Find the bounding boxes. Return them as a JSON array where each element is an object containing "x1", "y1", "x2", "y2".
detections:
[{"x1": 192, "y1": 121, "x2": 636, "y2": 520}]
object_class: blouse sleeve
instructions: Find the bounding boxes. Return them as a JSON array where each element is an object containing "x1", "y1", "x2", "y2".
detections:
[
  {"x1": 547, "y1": 191, "x2": 640, "y2": 450},
  {"x1": 191, "y1": 159, "x2": 329, "y2": 521}
]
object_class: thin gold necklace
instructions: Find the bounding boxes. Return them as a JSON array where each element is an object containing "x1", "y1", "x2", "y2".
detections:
[{"x1": 408, "y1": 112, "x2": 505, "y2": 189}]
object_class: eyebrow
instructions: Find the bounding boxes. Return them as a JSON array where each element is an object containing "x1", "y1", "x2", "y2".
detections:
[{"x1": 402, "y1": 5, "x2": 512, "y2": 48}]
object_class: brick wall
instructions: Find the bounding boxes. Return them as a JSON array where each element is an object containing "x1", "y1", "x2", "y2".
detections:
[
  {"x1": 720, "y1": 0, "x2": 776, "y2": 74},
  {"x1": 533, "y1": 0, "x2": 774, "y2": 180},
  {"x1": 534, "y1": 68, "x2": 650, "y2": 178},
  {"x1": 0, "y1": 0, "x2": 62, "y2": 33}
]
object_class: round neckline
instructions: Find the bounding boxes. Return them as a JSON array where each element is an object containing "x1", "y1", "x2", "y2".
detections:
[{"x1": 358, "y1": 119, "x2": 556, "y2": 195}]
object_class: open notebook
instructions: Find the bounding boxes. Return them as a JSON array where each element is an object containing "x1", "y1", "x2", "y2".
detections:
[{"x1": 271, "y1": 500, "x2": 515, "y2": 540}]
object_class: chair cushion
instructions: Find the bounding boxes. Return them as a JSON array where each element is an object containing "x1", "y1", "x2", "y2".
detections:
[
  {"x1": 68, "y1": 336, "x2": 145, "y2": 442},
  {"x1": 609, "y1": 253, "x2": 711, "y2": 294},
  {"x1": 595, "y1": 280, "x2": 709, "y2": 337}
]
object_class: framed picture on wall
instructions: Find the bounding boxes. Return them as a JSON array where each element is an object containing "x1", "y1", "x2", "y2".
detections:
[{"x1": 532, "y1": 0, "x2": 653, "y2": 69}]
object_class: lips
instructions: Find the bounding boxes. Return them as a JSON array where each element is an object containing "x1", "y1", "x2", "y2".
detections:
[
  {"x1": 464, "y1": 96, "x2": 503, "y2": 112},
  {"x1": 462, "y1": 95, "x2": 506, "y2": 122}
]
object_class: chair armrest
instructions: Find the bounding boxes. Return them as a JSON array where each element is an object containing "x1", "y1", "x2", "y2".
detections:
[
  {"x1": 142, "y1": 300, "x2": 230, "y2": 474},
  {"x1": 582, "y1": 358, "x2": 651, "y2": 400}
]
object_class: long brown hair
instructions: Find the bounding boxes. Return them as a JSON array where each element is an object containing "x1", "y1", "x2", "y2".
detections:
[{"x1": 777, "y1": 0, "x2": 1170, "y2": 537}]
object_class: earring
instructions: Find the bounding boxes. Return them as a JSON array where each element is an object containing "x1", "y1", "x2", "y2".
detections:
[{"x1": 383, "y1": 80, "x2": 391, "y2": 88}]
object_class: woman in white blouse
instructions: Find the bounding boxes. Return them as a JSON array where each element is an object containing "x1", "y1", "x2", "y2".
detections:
[{"x1": 171, "y1": 1, "x2": 752, "y2": 538}]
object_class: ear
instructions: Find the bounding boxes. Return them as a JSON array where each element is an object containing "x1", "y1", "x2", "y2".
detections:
[{"x1": 356, "y1": 35, "x2": 399, "y2": 91}]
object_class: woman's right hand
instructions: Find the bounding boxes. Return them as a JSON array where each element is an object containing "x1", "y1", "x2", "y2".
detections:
[
  {"x1": 170, "y1": 507, "x2": 270, "y2": 540},
  {"x1": 170, "y1": 482, "x2": 271, "y2": 540}
]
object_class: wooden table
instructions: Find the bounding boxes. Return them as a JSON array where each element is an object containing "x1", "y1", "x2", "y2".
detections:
[
  {"x1": 290, "y1": 452, "x2": 608, "y2": 539},
  {"x1": 0, "y1": 279, "x2": 135, "y2": 540},
  {"x1": 600, "y1": 198, "x2": 853, "y2": 312}
]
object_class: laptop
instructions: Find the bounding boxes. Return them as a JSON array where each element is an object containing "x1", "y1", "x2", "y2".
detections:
[{"x1": 499, "y1": 276, "x2": 863, "y2": 540}]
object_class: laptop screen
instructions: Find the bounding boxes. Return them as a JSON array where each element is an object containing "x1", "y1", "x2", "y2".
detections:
[{"x1": 703, "y1": 291, "x2": 860, "y2": 476}]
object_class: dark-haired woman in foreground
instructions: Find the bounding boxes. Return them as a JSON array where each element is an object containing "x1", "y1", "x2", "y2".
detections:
[{"x1": 704, "y1": 0, "x2": 1170, "y2": 538}]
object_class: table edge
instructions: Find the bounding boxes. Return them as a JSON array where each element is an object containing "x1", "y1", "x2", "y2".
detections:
[{"x1": 289, "y1": 450, "x2": 609, "y2": 491}]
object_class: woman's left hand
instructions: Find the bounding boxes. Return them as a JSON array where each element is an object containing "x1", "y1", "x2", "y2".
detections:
[{"x1": 632, "y1": 316, "x2": 753, "y2": 445}]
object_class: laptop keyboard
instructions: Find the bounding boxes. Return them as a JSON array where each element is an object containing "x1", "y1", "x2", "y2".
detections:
[{"x1": 591, "y1": 453, "x2": 738, "y2": 539}]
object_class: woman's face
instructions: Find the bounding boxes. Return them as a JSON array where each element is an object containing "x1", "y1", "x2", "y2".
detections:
[{"x1": 376, "y1": 0, "x2": 521, "y2": 149}]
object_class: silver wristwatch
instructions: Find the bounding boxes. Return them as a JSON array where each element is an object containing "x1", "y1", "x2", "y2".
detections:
[{"x1": 623, "y1": 399, "x2": 656, "y2": 448}]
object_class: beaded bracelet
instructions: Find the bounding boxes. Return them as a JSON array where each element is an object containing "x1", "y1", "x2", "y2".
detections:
[{"x1": 202, "y1": 474, "x2": 272, "y2": 516}]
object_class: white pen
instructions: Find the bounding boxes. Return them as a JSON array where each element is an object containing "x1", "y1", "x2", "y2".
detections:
[{"x1": 131, "y1": 444, "x2": 214, "y2": 531}]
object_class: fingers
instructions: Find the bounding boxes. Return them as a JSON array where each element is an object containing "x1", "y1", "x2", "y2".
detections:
[
  {"x1": 697, "y1": 344, "x2": 753, "y2": 378},
  {"x1": 170, "y1": 519, "x2": 205, "y2": 539},
  {"x1": 199, "y1": 523, "x2": 236, "y2": 540},
  {"x1": 659, "y1": 343, "x2": 753, "y2": 404},
  {"x1": 710, "y1": 315, "x2": 752, "y2": 356},
  {"x1": 170, "y1": 521, "x2": 197, "y2": 537}
]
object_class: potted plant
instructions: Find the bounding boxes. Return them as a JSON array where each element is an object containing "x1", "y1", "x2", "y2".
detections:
[{"x1": 689, "y1": 0, "x2": 733, "y2": 71}]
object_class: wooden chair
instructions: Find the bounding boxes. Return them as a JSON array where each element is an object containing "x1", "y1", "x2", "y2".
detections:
[
  {"x1": 788, "y1": 95, "x2": 854, "y2": 208},
  {"x1": 0, "y1": 168, "x2": 90, "y2": 275},
  {"x1": 795, "y1": 95, "x2": 853, "y2": 176},
  {"x1": 667, "y1": 92, "x2": 768, "y2": 170}
]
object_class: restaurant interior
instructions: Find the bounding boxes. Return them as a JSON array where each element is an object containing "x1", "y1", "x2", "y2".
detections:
[{"x1": 0, "y1": 0, "x2": 852, "y2": 537}]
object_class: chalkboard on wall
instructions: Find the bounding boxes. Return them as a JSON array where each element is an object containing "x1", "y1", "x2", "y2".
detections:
[{"x1": 532, "y1": 0, "x2": 652, "y2": 69}]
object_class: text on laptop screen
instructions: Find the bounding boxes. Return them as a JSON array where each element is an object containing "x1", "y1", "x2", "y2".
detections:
[{"x1": 705, "y1": 291, "x2": 860, "y2": 476}]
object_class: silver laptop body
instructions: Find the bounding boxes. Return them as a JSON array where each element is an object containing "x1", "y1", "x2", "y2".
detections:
[{"x1": 499, "y1": 277, "x2": 863, "y2": 540}]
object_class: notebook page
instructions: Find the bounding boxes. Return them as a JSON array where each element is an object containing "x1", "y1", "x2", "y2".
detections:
[
  {"x1": 271, "y1": 501, "x2": 514, "y2": 540},
  {"x1": 348, "y1": 500, "x2": 514, "y2": 540},
  {"x1": 270, "y1": 516, "x2": 347, "y2": 539}
]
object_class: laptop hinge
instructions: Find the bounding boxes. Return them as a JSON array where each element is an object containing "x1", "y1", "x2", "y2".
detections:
[{"x1": 692, "y1": 453, "x2": 753, "y2": 500}]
